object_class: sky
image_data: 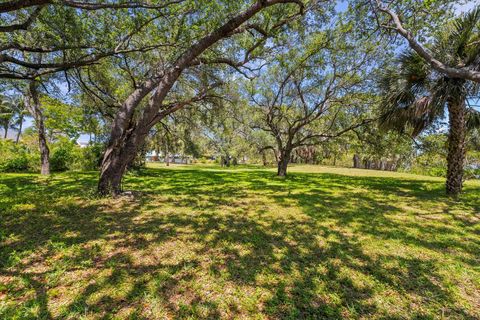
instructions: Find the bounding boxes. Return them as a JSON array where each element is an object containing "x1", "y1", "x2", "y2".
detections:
[{"x1": 456, "y1": 1, "x2": 476, "y2": 13}]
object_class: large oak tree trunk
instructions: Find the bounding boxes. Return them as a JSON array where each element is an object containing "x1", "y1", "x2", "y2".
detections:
[
  {"x1": 98, "y1": 132, "x2": 141, "y2": 195},
  {"x1": 97, "y1": 0, "x2": 301, "y2": 195},
  {"x1": 446, "y1": 101, "x2": 466, "y2": 197},
  {"x1": 277, "y1": 149, "x2": 291, "y2": 177},
  {"x1": 26, "y1": 82, "x2": 50, "y2": 175},
  {"x1": 98, "y1": 154, "x2": 128, "y2": 196},
  {"x1": 98, "y1": 73, "x2": 179, "y2": 195}
]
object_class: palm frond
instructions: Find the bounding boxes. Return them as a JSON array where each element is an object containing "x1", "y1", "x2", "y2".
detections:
[
  {"x1": 380, "y1": 95, "x2": 439, "y2": 137},
  {"x1": 467, "y1": 108, "x2": 480, "y2": 130},
  {"x1": 436, "y1": 6, "x2": 480, "y2": 67},
  {"x1": 398, "y1": 51, "x2": 431, "y2": 92},
  {"x1": 379, "y1": 51, "x2": 441, "y2": 137}
]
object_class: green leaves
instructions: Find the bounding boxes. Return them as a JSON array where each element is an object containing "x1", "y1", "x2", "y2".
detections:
[
  {"x1": 380, "y1": 5, "x2": 480, "y2": 138},
  {"x1": 40, "y1": 95, "x2": 83, "y2": 140}
]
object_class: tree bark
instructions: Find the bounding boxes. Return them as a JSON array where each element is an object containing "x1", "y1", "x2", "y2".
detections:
[
  {"x1": 97, "y1": 0, "x2": 299, "y2": 195},
  {"x1": 98, "y1": 136, "x2": 138, "y2": 195},
  {"x1": 380, "y1": 160, "x2": 386, "y2": 171},
  {"x1": 225, "y1": 154, "x2": 231, "y2": 167},
  {"x1": 15, "y1": 113, "x2": 23, "y2": 143},
  {"x1": 25, "y1": 81, "x2": 50, "y2": 175},
  {"x1": 277, "y1": 148, "x2": 291, "y2": 177},
  {"x1": 446, "y1": 100, "x2": 466, "y2": 197},
  {"x1": 262, "y1": 150, "x2": 267, "y2": 166},
  {"x1": 164, "y1": 142, "x2": 169, "y2": 166},
  {"x1": 353, "y1": 154, "x2": 361, "y2": 168},
  {"x1": 3, "y1": 126, "x2": 7, "y2": 139}
]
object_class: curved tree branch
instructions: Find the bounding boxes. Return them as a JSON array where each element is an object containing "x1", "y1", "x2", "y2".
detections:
[
  {"x1": 0, "y1": 0, "x2": 184, "y2": 13},
  {"x1": 0, "y1": 6, "x2": 43, "y2": 32},
  {"x1": 373, "y1": 0, "x2": 480, "y2": 83}
]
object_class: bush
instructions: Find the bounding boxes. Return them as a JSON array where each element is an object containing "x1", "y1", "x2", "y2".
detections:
[
  {"x1": 0, "y1": 138, "x2": 106, "y2": 173},
  {"x1": 76, "y1": 143, "x2": 104, "y2": 171},
  {"x1": 409, "y1": 153, "x2": 447, "y2": 177},
  {"x1": 1, "y1": 154, "x2": 29, "y2": 172},
  {"x1": 50, "y1": 140, "x2": 76, "y2": 172},
  {"x1": 0, "y1": 140, "x2": 34, "y2": 172},
  {"x1": 465, "y1": 169, "x2": 480, "y2": 179}
]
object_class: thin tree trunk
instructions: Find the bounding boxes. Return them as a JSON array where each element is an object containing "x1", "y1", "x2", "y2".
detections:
[
  {"x1": 25, "y1": 81, "x2": 50, "y2": 175},
  {"x1": 380, "y1": 160, "x2": 386, "y2": 171},
  {"x1": 3, "y1": 126, "x2": 7, "y2": 139},
  {"x1": 446, "y1": 100, "x2": 466, "y2": 197},
  {"x1": 262, "y1": 150, "x2": 267, "y2": 166},
  {"x1": 353, "y1": 154, "x2": 361, "y2": 168},
  {"x1": 225, "y1": 154, "x2": 230, "y2": 167},
  {"x1": 165, "y1": 142, "x2": 169, "y2": 166},
  {"x1": 15, "y1": 114, "x2": 23, "y2": 143}
]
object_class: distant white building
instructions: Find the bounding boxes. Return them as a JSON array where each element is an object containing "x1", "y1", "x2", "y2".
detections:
[{"x1": 145, "y1": 151, "x2": 192, "y2": 164}]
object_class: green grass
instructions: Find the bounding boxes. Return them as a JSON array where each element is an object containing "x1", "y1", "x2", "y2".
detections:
[{"x1": 0, "y1": 164, "x2": 479, "y2": 319}]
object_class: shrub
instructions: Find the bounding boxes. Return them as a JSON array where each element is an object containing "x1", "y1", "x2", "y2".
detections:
[
  {"x1": 0, "y1": 138, "x2": 106, "y2": 173},
  {"x1": 50, "y1": 140, "x2": 76, "y2": 172},
  {"x1": 77, "y1": 143, "x2": 104, "y2": 171},
  {"x1": 0, "y1": 140, "x2": 34, "y2": 172},
  {"x1": 1, "y1": 154, "x2": 29, "y2": 172}
]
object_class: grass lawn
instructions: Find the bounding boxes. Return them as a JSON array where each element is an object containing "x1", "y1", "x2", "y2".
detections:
[{"x1": 0, "y1": 164, "x2": 479, "y2": 319}]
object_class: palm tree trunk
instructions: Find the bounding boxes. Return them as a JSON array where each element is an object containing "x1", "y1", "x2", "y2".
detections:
[
  {"x1": 15, "y1": 114, "x2": 23, "y2": 143},
  {"x1": 446, "y1": 101, "x2": 466, "y2": 197}
]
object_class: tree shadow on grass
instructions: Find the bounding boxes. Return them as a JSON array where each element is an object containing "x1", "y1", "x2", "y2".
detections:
[
  {"x1": 0, "y1": 168, "x2": 479, "y2": 319},
  {"x1": 126, "y1": 168, "x2": 479, "y2": 318}
]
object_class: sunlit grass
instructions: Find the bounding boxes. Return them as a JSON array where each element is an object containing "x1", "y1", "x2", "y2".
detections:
[{"x1": 1, "y1": 164, "x2": 479, "y2": 319}]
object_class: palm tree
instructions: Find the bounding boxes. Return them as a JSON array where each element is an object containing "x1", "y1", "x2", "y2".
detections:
[
  {"x1": 0, "y1": 95, "x2": 27, "y2": 142},
  {"x1": 380, "y1": 7, "x2": 480, "y2": 197},
  {"x1": 11, "y1": 97, "x2": 27, "y2": 143},
  {"x1": 0, "y1": 95, "x2": 14, "y2": 139}
]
